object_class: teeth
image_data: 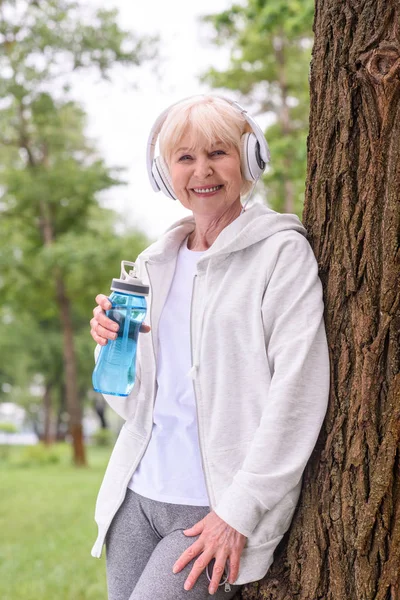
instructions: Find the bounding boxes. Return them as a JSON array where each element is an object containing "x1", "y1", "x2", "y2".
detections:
[{"x1": 193, "y1": 185, "x2": 221, "y2": 194}]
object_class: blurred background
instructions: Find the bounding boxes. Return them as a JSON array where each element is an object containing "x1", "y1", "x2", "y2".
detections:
[{"x1": 0, "y1": 0, "x2": 314, "y2": 598}]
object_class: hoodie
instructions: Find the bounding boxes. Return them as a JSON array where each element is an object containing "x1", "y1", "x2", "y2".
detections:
[{"x1": 91, "y1": 203, "x2": 330, "y2": 585}]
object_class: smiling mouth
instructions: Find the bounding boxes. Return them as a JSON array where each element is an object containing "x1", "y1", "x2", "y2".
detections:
[{"x1": 192, "y1": 185, "x2": 223, "y2": 194}]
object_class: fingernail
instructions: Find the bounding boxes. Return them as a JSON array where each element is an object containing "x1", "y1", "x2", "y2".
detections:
[
  {"x1": 172, "y1": 564, "x2": 178, "y2": 574},
  {"x1": 209, "y1": 586, "x2": 216, "y2": 595},
  {"x1": 184, "y1": 582, "x2": 191, "y2": 591}
]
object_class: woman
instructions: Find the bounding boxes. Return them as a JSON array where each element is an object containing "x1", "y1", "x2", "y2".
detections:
[{"x1": 89, "y1": 95, "x2": 330, "y2": 599}]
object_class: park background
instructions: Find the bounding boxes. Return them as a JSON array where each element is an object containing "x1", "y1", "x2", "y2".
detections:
[{"x1": 1, "y1": 1, "x2": 399, "y2": 599}]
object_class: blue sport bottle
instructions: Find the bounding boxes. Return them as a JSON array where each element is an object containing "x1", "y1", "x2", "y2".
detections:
[{"x1": 92, "y1": 261, "x2": 149, "y2": 397}]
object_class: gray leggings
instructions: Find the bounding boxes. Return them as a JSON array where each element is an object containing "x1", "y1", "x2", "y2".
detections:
[{"x1": 105, "y1": 488, "x2": 241, "y2": 600}]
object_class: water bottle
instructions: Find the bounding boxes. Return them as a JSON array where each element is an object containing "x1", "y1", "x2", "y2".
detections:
[{"x1": 92, "y1": 261, "x2": 149, "y2": 397}]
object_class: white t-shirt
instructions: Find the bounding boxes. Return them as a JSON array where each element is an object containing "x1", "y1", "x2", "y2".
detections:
[{"x1": 128, "y1": 240, "x2": 209, "y2": 506}]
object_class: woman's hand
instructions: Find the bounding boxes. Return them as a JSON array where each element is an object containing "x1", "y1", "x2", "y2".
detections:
[
  {"x1": 90, "y1": 293, "x2": 151, "y2": 345},
  {"x1": 173, "y1": 511, "x2": 247, "y2": 594}
]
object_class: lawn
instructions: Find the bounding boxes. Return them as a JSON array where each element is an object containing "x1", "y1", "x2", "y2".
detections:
[{"x1": 0, "y1": 443, "x2": 112, "y2": 600}]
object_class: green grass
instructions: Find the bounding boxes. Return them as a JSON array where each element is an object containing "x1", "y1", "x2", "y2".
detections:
[{"x1": 0, "y1": 443, "x2": 112, "y2": 600}]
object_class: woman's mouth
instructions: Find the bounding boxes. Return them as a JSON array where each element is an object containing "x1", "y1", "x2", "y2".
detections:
[{"x1": 191, "y1": 185, "x2": 223, "y2": 196}]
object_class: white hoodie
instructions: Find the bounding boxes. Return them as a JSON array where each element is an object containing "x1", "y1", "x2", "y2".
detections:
[{"x1": 91, "y1": 203, "x2": 330, "y2": 585}]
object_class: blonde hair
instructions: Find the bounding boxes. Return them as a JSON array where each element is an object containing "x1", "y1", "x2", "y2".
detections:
[{"x1": 159, "y1": 95, "x2": 253, "y2": 196}]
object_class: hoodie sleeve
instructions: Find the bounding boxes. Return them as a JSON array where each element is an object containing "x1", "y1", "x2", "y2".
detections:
[{"x1": 214, "y1": 231, "x2": 330, "y2": 537}]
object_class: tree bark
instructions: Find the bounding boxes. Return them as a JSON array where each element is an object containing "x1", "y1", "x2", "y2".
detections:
[
  {"x1": 239, "y1": 2, "x2": 400, "y2": 599},
  {"x1": 55, "y1": 273, "x2": 87, "y2": 466}
]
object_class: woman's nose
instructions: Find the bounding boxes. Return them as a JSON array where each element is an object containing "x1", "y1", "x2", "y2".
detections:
[{"x1": 194, "y1": 157, "x2": 213, "y2": 179}]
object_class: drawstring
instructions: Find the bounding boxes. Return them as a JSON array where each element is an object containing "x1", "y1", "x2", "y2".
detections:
[
  {"x1": 206, "y1": 562, "x2": 231, "y2": 592},
  {"x1": 187, "y1": 261, "x2": 211, "y2": 379}
]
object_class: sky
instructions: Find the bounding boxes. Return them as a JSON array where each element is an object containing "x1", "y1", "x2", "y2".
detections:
[{"x1": 75, "y1": 0, "x2": 236, "y2": 240}]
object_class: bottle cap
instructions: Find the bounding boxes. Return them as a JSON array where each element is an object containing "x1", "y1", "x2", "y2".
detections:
[{"x1": 110, "y1": 261, "x2": 149, "y2": 296}]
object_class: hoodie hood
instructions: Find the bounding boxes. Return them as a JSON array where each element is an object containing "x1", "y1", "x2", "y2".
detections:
[{"x1": 138, "y1": 203, "x2": 307, "y2": 264}]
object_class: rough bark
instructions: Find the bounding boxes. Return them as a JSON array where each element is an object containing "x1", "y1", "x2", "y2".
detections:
[{"x1": 239, "y1": 1, "x2": 400, "y2": 599}]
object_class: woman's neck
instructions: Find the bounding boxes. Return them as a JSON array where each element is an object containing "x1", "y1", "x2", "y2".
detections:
[{"x1": 187, "y1": 201, "x2": 242, "y2": 251}]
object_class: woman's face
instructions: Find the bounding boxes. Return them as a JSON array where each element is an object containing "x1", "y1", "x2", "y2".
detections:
[{"x1": 169, "y1": 133, "x2": 243, "y2": 218}]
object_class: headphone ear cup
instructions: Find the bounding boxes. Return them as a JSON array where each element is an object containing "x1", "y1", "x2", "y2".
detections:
[
  {"x1": 152, "y1": 156, "x2": 176, "y2": 200},
  {"x1": 240, "y1": 133, "x2": 265, "y2": 181}
]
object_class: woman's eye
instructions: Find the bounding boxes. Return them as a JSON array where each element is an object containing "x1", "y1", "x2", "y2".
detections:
[
  {"x1": 211, "y1": 150, "x2": 226, "y2": 156},
  {"x1": 178, "y1": 155, "x2": 192, "y2": 162}
]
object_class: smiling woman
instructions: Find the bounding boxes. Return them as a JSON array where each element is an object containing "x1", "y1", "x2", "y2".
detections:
[
  {"x1": 160, "y1": 96, "x2": 254, "y2": 197},
  {"x1": 89, "y1": 95, "x2": 330, "y2": 600},
  {"x1": 169, "y1": 136, "x2": 243, "y2": 237}
]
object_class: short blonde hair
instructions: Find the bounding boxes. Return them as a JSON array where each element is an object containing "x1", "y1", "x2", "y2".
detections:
[{"x1": 159, "y1": 95, "x2": 253, "y2": 196}]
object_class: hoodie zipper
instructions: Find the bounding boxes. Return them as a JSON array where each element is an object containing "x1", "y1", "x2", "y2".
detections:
[{"x1": 190, "y1": 273, "x2": 232, "y2": 593}]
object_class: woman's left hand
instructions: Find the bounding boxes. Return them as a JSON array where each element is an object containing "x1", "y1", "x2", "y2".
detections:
[{"x1": 173, "y1": 511, "x2": 247, "y2": 594}]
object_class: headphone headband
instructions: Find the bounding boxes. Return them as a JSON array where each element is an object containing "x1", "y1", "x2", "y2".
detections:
[{"x1": 146, "y1": 94, "x2": 270, "y2": 197}]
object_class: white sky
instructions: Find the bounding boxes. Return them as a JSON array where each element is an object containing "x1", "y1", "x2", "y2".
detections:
[{"x1": 75, "y1": 0, "x2": 236, "y2": 240}]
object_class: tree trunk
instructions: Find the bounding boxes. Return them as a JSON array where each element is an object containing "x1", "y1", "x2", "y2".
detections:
[
  {"x1": 55, "y1": 273, "x2": 87, "y2": 466},
  {"x1": 56, "y1": 387, "x2": 67, "y2": 441},
  {"x1": 239, "y1": 2, "x2": 400, "y2": 599},
  {"x1": 37, "y1": 195, "x2": 86, "y2": 465}
]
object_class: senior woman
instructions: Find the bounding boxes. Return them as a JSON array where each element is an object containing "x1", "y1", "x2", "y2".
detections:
[{"x1": 89, "y1": 95, "x2": 330, "y2": 600}]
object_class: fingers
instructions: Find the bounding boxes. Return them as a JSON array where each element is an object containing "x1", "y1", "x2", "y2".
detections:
[
  {"x1": 173, "y1": 540, "x2": 203, "y2": 574},
  {"x1": 90, "y1": 302, "x2": 119, "y2": 345},
  {"x1": 95, "y1": 294, "x2": 111, "y2": 311},
  {"x1": 184, "y1": 551, "x2": 228, "y2": 594},
  {"x1": 227, "y1": 553, "x2": 241, "y2": 585},
  {"x1": 90, "y1": 318, "x2": 118, "y2": 345},
  {"x1": 90, "y1": 295, "x2": 151, "y2": 345},
  {"x1": 183, "y1": 549, "x2": 216, "y2": 592},
  {"x1": 208, "y1": 555, "x2": 229, "y2": 595},
  {"x1": 183, "y1": 518, "x2": 205, "y2": 537}
]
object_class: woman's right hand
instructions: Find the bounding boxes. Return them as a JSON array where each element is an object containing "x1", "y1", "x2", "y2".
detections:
[{"x1": 90, "y1": 294, "x2": 151, "y2": 346}]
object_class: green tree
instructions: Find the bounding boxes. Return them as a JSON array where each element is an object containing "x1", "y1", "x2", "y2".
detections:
[
  {"x1": 202, "y1": 0, "x2": 313, "y2": 215},
  {"x1": 0, "y1": 0, "x2": 155, "y2": 465}
]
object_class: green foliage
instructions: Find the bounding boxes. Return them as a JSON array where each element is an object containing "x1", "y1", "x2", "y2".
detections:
[
  {"x1": 0, "y1": 1, "x2": 153, "y2": 434},
  {"x1": 201, "y1": 0, "x2": 314, "y2": 215},
  {"x1": 0, "y1": 1, "x2": 157, "y2": 96}
]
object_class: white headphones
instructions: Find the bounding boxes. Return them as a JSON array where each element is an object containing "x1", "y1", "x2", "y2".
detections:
[{"x1": 146, "y1": 95, "x2": 271, "y2": 201}]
